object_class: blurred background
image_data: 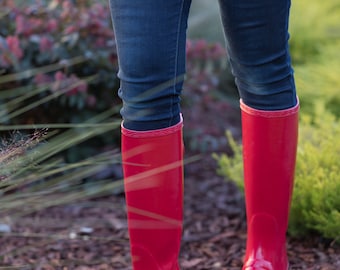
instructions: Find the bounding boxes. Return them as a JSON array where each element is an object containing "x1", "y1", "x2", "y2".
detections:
[{"x1": 189, "y1": 0, "x2": 224, "y2": 43}]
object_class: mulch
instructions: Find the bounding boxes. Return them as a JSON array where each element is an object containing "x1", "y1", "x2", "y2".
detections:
[
  {"x1": 0, "y1": 93, "x2": 339, "y2": 269},
  {"x1": 0, "y1": 154, "x2": 339, "y2": 269}
]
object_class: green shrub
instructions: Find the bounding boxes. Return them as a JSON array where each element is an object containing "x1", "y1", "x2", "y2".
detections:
[
  {"x1": 289, "y1": 0, "x2": 340, "y2": 64},
  {"x1": 290, "y1": 0, "x2": 340, "y2": 119},
  {"x1": 295, "y1": 42, "x2": 340, "y2": 119},
  {"x1": 290, "y1": 109, "x2": 340, "y2": 240},
  {"x1": 214, "y1": 131, "x2": 243, "y2": 191},
  {"x1": 214, "y1": 108, "x2": 340, "y2": 241}
]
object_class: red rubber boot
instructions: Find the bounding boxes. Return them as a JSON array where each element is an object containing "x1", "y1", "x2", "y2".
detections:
[
  {"x1": 121, "y1": 118, "x2": 184, "y2": 270},
  {"x1": 240, "y1": 100, "x2": 299, "y2": 270}
]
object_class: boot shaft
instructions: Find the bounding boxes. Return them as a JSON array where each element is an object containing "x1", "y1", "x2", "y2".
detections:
[
  {"x1": 241, "y1": 100, "x2": 299, "y2": 270},
  {"x1": 121, "y1": 119, "x2": 184, "y2": 270},
  {"x1": 241, "y1": 101, "x2": 299, "y2": 230}
]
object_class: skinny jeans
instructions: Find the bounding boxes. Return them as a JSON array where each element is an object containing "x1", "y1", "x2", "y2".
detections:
[{"x1": 109, "y1": 0, "x2": 298, "y2": 130}]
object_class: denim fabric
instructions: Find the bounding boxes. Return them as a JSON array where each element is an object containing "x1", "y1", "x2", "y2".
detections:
[{"x1": 110, "y1": 0, "x2": 298, "y2": 130}]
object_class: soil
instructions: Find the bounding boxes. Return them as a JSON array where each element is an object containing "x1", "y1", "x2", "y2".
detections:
[{"x1": 0, "y1": 95, "x2": 339, "y2": 269}]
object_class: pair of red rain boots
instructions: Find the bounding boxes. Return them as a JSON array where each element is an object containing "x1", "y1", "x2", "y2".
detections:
[{"x1": 121, "y1": 101, "x2": 299, "y2": 270}]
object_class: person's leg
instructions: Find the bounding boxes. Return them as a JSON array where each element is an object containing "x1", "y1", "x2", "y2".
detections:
[
  {"x1": 218, "y1": 0, "x2": 297, "y2": 110},
  {"x1": 218, "y1": 0, "x2": 299, "y2": 269},
  {"x1": 109, "y1": 1, "x2": 191, "y2": 269},
  {"x1": 110, "y1": 0, "x2": 191, "y2": 131}
]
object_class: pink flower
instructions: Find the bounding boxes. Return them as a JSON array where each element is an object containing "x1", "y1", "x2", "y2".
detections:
[
  {"x1": 193, "y1": 39, "x2": 208, "y2": 59},
  {"x1": 53, "y1": 73, "x2": 88, "y2": 96},
  {"x1": 15, "y1": 15, "x2": 29, "y2": 35},
  {"x1": 62, "y1": 0, "x2": 73, "y2": 11},
  {"x1": 39, "y1": 36, "x2": 53, "y2": 52},
  {"x1": 186, "y1": 40, "x2": 195, "y2": 61},
  {"x1": 47, "y1": 19, "x2": 58, "y2": 33},
  {"x1": 6, "y1": 36, "x2": 23, "y2": 60},
  {"x1": 29, "y1": 18, "x2": 43, "y2": 32},
  {"x1": 186, "y1": 40, "x2": 193, "y2": 51},
  {"x1": 86, "y1": 95, "x2": 97, "y2": 108},
  {"x1": 73, "y1": 77, "x2": 88, "y2": 94},
  {"x1": 208, "y1": 43, "x2": 226, "y2": 60},
  {"x1": 91, "y1": 3, "x2": 106, "y2": 19},
  {"x1": 51, "y1": 71, "x2": 66, "y2": 92},
  {"x1": 95, "y1": 37, "x2": 105, "y2": 48},
  {"x1": 0, "y1": 55, "x2": 9, "y2": 67},
  {"x1": 66, "y1": 75, "x2": 88, "y2": 96},
  {"x1": 186, "y1": 40, "x2": 203, "y2": 60},
  {"x1": 64, "y1": 25, "x2": 77, "y2": 35},
  {"x1": 2, "y1": 0, "x2": 15, "y2": 8},
  {"x1": 61, "y1": 0, "x2": 75, "y2": 20},
  {"x1": 55, "y1": 71, "x2": 66, "y2": 81},
  {"x1": 79, "y1": 12, "x2": 90, "y2": 28}
]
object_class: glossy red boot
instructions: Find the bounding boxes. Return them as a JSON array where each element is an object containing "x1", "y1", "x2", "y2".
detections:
[
  {"x1": 240, "y1": 100, "x2": 299, "y2": 270},
  {"x1": 121, "y1": 118, "x2": 184, "y2": 270}
]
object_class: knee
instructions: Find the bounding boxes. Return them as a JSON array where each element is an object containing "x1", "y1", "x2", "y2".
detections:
[
  {"x1": 229, "y1": 53, "x2": 298, "y2": 110},
  {"x1": 118, "y1": 72, "x2": 183, "y2": 130}
]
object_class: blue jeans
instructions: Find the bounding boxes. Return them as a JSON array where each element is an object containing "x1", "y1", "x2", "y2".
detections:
[{"x1": 110, "y1": 0, "x2": 298, "y2": 130}]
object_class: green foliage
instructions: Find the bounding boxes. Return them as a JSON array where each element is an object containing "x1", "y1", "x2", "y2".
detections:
[
  {"x1": 214, "y1": 108, "x2": 340, "y2": 241},
  {"x1": 290, "y1": 109, "x2": 340, "y2": 240},
  {"x1": 213, "y1": 131, "x2": 243, "y2": 190},
  {"x1": 289, "y1": 0, "x2": 340, "y2": 64},
  {"x1": 295, "y1": 41, "x2": 340, "y2": 119}
]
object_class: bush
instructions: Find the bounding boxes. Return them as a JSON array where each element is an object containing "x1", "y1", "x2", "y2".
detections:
[
  {"x1": 290, "y1": 0, "x2": 340, "y2": 120},
  {"x1": 0, "y1": 0, "x2": 119, "y2": 118},
  {"x1": 289, "y1": 0, "x2": 339, "y2": 64},
  {"x1": 214, "y1": 108, "x2": 340, "y2": 242},
  {"x1": 290, "y1": 109, "x2": 340, "y2": 240},
  {"x1": 0, "y1": 0, "x2": 120, "y2": 161},
  {"x1": 294, "y1": 42, "x2": 340, "y2": 119}
]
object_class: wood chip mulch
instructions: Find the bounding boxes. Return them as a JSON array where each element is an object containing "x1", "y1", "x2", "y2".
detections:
[{"x1": 0, "y1": 154, "x2": 339, "y2": 269}]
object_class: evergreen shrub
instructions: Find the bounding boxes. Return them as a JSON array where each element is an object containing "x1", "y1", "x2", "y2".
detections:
[
  {"x1": 289, "y1": 0, "x2": 339, "y2": 64},
  {"x1": 295, "y1": 42, "x2": 340, "y2": 119}
]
